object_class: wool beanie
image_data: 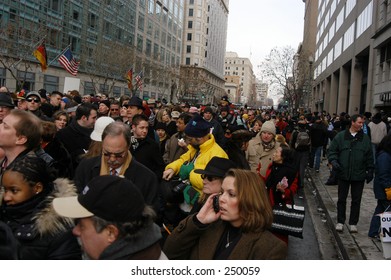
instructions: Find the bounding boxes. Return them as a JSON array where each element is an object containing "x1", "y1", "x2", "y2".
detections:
[{"x1": 260, "y1": 120, "x2": 276, "y2": 135}]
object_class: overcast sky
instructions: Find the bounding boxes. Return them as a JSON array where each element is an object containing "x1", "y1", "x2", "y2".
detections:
[{"x1": 226, "y1": 0, "x2": 306, "y2": 78}]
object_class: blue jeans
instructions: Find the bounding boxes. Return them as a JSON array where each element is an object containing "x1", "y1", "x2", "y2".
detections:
[
  {"x1": 368, "y1": 200, "x2": 391, "y2": 237},
  {"x1": 310, "y1": 146, "x2": 322, "y2": 170}
]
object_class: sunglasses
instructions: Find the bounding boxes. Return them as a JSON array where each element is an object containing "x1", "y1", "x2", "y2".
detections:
[
  {"x1": 26, "y1": 98, "x2": 40, "y2": 103},
  {"x1": 110, "y1": 108, "x2": 119, "y2": 111},
  {"x1": 102, "y1": 151, "x2": 126, "y2": 159},
  {"x1": 201, "y1": 174, "x2": 219, "y2": 181}
]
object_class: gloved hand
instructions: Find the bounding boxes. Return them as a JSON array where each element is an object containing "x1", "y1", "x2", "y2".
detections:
[
  {"x1": 385, "y1": 187, "x2": 391, "y2": 200},
  {"x1": 330, "y1": 160, "x2": 341, "y2": 171},
  {"x1": 365, "y1": 170, "x2": 374, "y2": 184}
]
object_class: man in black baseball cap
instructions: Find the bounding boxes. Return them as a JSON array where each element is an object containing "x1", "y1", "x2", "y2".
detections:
[{"x1": 53, "y1": 175, "x2": 166, "y2": 260}]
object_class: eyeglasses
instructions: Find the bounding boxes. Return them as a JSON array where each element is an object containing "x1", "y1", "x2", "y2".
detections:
[
  {"x1": 102, "y1": 151, "x2": 126, "y2": 159},
  {"x1": 26, "y1": 98, "x2": 40, "y2": 103},
  {"x1": 201, "y1": 174, "x2": 219, "y2": 181},
  {"x1": 122, "y1": 104, "x2": 131, "y2": 108},
  {"x1": 110, "y1": 108, "x2": 119, "y2": 111}
]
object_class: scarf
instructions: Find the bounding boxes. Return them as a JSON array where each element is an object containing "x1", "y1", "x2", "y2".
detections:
[
  {"x1": 99, "y1": 151, "x2": 132, "y2": 176},
  {"x1": 262, "y1": 139, "x2": 276, "y2": 152}
]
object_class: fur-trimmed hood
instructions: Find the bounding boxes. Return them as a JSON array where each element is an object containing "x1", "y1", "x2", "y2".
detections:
[
  {"x1": 1, "y1": 178, "x2": 78, "y2": 238},
  {"x1": 33, "y1": 178, "x2": 78, "y2": 237}
]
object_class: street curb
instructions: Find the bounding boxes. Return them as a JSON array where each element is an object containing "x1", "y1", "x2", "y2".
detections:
[{"x1": 306, "y1": 169, "x2": 365, "y2": 260}]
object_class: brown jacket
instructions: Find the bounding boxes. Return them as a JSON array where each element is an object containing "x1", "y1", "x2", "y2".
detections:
[
  {"x1": 163, "y1": 132, "x2": 188, "y2": 164},
  {"x1": 163, "y1": 214, "x2": 287, "y2": 260}
]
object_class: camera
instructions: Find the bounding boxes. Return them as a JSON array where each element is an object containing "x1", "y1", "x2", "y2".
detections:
[{"x1": 172, "y1": 180, "x2": 189, "y2": 194}]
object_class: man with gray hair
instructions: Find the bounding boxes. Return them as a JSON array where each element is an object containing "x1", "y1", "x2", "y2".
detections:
[{"x1": 73, "y1": 121, "x2": 160, "y2": 214}]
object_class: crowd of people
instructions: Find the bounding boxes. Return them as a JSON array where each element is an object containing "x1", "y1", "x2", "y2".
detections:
[{"x1": 0, "y1": 84, "x2": 390, "y2": 260}]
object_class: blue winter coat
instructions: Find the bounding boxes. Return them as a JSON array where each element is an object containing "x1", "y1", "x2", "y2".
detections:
[{"x1": 373, "y1": 151, "x2": 391, "y2": 200}]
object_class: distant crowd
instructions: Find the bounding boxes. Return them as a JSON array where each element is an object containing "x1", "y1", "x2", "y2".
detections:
[{"x1": 0, "y1": 84, "x2": 390, "y2": 260}]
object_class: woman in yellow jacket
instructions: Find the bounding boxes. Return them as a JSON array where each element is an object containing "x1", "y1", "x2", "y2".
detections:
[{"x1": 163, "y1": 114, "x2": 228, "y2": 205}]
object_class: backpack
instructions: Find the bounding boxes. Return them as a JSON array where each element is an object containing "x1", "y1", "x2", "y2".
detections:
[{"x1": 295, "y1": 130, "x2": 311, "y2": 149}]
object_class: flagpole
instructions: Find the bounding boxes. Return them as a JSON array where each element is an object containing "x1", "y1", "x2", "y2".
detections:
[
  {"x1": 47, "y1": 44, "x2": 72, "y2": 67},
  {"x1": 10, "y1": 58, "x2": 23, "y2": 68},
  {"x1": 32, "y1": 35, "x2": 47, "y2": 49}
]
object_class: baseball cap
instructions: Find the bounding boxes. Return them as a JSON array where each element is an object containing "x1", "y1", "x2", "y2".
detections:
[
  {"x1": 184, "y1": 114, "x2": 211, "y2": 138},
  {"x1": 53, "y1": 176, "x2": 145, "y2": 223},
  {"x1": 90, "y1": 116, "x2": 115, "y2": 141}
]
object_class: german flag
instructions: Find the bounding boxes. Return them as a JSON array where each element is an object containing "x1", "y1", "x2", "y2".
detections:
[
  {"x1": 33, "y1": 44, "x2": 48, "y2": 71},
  {"x1": 126, "y1": 68, "x2": 133, "y2": 90}
]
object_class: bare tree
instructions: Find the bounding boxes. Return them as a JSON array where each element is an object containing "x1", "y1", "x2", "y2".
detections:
[
  {"x1": 177, "y1": 65, "x2": 210, "y2": 104},
  {"x1": 258, "y1": 46, "x2": 307, "y2": 112},
  {"x1": 79, "y1": 38, "x2": 136, "y2": 96},
  {"x1": 0, "y1": 20, "x2": 47, "y2": 91}
]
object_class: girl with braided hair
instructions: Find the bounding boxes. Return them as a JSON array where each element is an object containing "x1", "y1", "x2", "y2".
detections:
[{"x1": 0, "y1": 155, "x2": 81, "y2": 259}]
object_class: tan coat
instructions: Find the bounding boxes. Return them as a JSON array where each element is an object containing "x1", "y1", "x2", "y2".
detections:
[{"x1": 247, "y1": 132, "x2": 280, "y2": 178}]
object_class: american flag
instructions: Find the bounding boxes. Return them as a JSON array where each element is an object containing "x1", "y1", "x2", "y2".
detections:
[
  {"x1": 135, "y1": 71, "x2": 143, "y2": 91},
  {"x1": 58, "y1": 48, "x2": 80, "y2": 76}
]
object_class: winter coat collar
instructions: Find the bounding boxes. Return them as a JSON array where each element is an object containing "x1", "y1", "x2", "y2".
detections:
[
  {"x1": 2, "y1": 178, "x2": 78, "y2": 237},
  {"x1": 99, "y1": 223, "x2": 162, "y2": 259}
]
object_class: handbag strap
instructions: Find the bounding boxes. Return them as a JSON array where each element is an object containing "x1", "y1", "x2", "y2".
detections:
[{"x1": 190, "y1": 150, "x2": 200, "y2": 164}]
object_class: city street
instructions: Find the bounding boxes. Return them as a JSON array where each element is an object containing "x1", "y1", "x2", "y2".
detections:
[{"x1": 286, "y1": 178, "x2": 339, "y2": 260}]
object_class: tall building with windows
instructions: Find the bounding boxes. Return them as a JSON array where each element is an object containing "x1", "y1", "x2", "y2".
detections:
[
  {"x1": 224, "y1": 52, "x2": 255, "y2": 105},
  {"x1": 372, "y1": 1, "x2": 391, "y2": 111},
  {"x1": 181, "y1": 0, "x2": 229, "y2": 104},
  {"x1": 312, "y1": 0, "x2": 374, "y2": 114},
  {"x1": 0, "y1": 0, "x2": 184, "y2": 99}
]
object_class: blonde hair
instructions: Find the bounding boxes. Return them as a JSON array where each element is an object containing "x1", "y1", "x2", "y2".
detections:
[
  {"x1": 275, "y1": 134, "x2": 288, "y2": 147},
  {"x1": 225, "y1": 169, "x2": 273, "y2": 233}
]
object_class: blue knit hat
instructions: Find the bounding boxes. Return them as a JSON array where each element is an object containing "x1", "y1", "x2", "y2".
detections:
[{"x1": 185, "y1": 114, "x2": 211, "y2": 138}]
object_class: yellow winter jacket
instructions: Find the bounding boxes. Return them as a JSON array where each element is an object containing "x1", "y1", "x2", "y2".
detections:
[{"x1": 165, "y1": 134, "x2": 228, "y2": 194}]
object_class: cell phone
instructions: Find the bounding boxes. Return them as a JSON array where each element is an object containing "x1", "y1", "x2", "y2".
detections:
[{"x1": 213, "y1": 196, "x2": 220, "y2": 213}]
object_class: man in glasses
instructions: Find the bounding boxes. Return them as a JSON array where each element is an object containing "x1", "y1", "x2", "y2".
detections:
[
  {"x1": 109, "y1": 100, "x2": 120, "y2": 119},
  {"x1": 246, "y1": 109, "x2": 256, "y2": 129},
  {"x1": 73, "y1": 121, "x2": 159, "y2": 214},
  {"x1": 25, "y1": 91, "x2": 51, "y2": 121}
]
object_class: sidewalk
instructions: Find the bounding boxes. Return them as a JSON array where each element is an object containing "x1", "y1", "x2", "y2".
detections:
[{"x1": 306, "y1": 159, "x2": 386, "y2": 260}]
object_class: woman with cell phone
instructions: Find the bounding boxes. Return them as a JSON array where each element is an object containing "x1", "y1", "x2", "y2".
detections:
[{"x1": 163, "y1": 169, "x2": 287, "y2": 260}]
